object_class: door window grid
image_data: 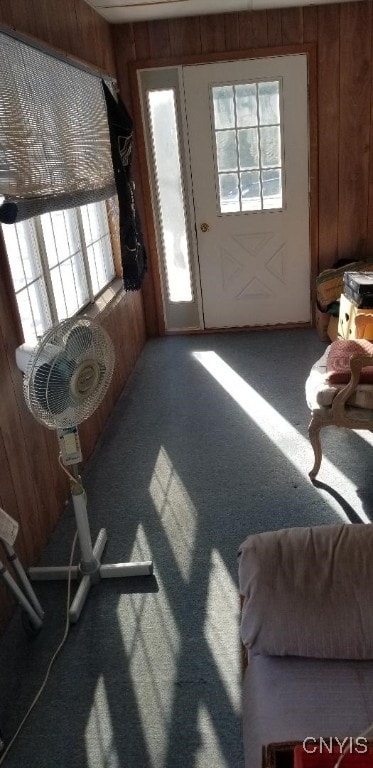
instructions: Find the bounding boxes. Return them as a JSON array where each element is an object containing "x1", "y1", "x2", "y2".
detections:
[
  {"x1": 211, "y1": 80, "x2": 283, "y2": 214},
  {"x1": 2, "y1": 200, "x2": 115, "y2": 344}
]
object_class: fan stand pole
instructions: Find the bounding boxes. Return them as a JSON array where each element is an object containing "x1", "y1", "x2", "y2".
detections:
[{"x1": 29, "y1": 470, "x2": 153, "y2": 624}]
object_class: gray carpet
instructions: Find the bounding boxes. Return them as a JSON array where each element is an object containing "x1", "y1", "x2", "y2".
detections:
[{"x1": 1, "y1": 329, "x2": 373, "y2": 768}]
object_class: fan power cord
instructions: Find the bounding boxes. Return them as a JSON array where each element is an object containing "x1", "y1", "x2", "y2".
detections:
[
  {"x1": 0, "y1": 529, "x2": 78, "y2": 766},
  {"x1": 333, "y1": 722, "x2": 373, "y2": 768},
  {"x1": 58, "y1": 454, "x2": 85, "y2": 496}
]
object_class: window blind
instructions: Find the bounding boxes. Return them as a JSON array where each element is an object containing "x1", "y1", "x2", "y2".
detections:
[{"x1": 0, "y1": 31, "x2": 116, "y2": 224}]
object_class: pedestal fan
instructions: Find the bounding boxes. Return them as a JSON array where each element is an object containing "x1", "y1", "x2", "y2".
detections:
[{"x1": 16, "y1": 316, "x2": 153, "y2": 623}]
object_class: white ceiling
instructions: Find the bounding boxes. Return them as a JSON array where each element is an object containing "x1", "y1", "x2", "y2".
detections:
[{"x1": 84, "y1": 0, "x2": 358, "y2": 24}]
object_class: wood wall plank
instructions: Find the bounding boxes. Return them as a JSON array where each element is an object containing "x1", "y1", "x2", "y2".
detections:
[
  {"x1": 251, "y1": 11, "x2": 269, "y2": 49},
  {"x1": 224, "y1": 12, "x2": 239, "y2": 51},
  {"x1": 0, "y1": 0, "x2": 147, "y2": 634},
  {"x1": 317, "y1": 4, "x2": 340, "y2": 271},
  {"x1": 168, "y1": 16, "x2": 201, "y2": 56},
  {"x1": 266, "y1": 9, "x2": 283, "y2": 47},
  {"x1": 281, "y1": 8, "x2": 304, "y2": 45},
  {"x1": 148, "y1": 20, "x2": 171, "y2": 59},
  {"x1": 338, "y1": 1, "x2": 372, "y2": 260},
  {"x1": 200, "y1": 14, "x2": 226, "y2": 54},
  {"x1": 302, "y1": 6, "x2": 318, "y2": 44},
  {"x1": 238, "y1": 12, "x2": 253, "y2": 49},
  {"x1": 367, "y1": 11, "x2": 373, "y2": 254},
  {"x1": 133, "y1": 22, "x2": 150, "y2": 60}
]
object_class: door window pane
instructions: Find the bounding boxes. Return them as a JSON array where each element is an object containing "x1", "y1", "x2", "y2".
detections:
[
  {"x1": 219, "y1": 173, "x2": 240, "y2": 213},
  {"x1": 238, "y1": 129, "x2": 259, "y2": 170},
  {"x1": 216, "y1": 131, "x2": 237, "y2": 172},
  {"x1": 212, "y1": 86, "x2": 235, "y2": 129},
  {"x1": 260, "y1": 126, "x2": 281, "y2": 168},
  {"x1": 263, "y1": 168, "x2": 282, "y2": 209},
  {"x1": 211, "y1": 79, "x2": 283, "y2": 213},
  {"x1": 148, "y1": 89, "x2": 193, "y2": 303},
  {"x1": 258, "y1": 81, "x2": 280, "y2": 125},
  {"x1": 241, "y1": 171, "x2": 261, "y2": 211},
  {"x1": 235, "y1": 83, "x2": 258, "y2": 127}
]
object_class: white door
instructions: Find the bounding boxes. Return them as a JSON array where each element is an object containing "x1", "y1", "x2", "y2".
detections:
[{"x1": 183, "y1": 55, "x2": 310, "y2": 329}]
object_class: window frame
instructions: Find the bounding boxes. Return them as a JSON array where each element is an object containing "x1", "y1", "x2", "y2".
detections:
[{"x1": 2, "y1": 198, "x2": 120, "y2": 345}]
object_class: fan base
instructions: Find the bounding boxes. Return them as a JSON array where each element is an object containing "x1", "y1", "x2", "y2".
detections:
[{"x1": 29, "y1": 527, "x2": 153, "y2": 623}]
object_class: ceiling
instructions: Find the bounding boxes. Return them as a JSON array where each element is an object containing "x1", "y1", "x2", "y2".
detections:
[{"x1": 84, "y1": 0, "x2": 357, "y2": 24}]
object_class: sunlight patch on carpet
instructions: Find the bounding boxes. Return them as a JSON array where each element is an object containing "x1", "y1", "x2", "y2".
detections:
[
  {"x1": 117, "y1": 523, "x2": 180, "y2": 764},
  {"x1": 149, "y1": 446, "x2": 197, "y2": 581},
  {"x1": 85, "y1": 675, "x2": 119, "y2": 768},
  {"x1": 196, "y1": 702, "x2": 231, "y2": 767},
  {"x1": 204, "y1": 548, "x2": 241, "y2": 714},
  {"x1": 193, "y1": 351, "x2": 370, "y2": 523}
]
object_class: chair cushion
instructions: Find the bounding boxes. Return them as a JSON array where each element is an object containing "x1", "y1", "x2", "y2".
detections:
[
  {"x1": 238, "y1": 524, "x2": 373, "y2": 659},
  {"x1": 305, "y1": 347, "x2": 373, "y2": 410},
  {"x1": 326, "y1": 339, "x2": 373, "y2": 383}
]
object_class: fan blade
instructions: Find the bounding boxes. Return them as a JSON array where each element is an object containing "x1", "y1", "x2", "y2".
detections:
[
  {"x1": 34, "y1": 358, "x2": 73, "y2": 415},
  {"x1": 65, "y1": 326, "x2": 93, "y2": 360}
]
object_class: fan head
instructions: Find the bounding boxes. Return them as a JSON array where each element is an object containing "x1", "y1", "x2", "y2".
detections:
[{"x1": 24, "y1": 316, "x2": 115, "y2": 430}]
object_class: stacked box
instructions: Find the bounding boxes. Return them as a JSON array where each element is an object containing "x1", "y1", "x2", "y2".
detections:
[
  {"x1": 343, "y1": 271, "x2": 373, "y2": 308},
  {"x1": 338, "y1": 293, "x2": 373, "y2": 340},
  {"x1": 316, "y1": 261, "x2": 373, "y2": 310}
]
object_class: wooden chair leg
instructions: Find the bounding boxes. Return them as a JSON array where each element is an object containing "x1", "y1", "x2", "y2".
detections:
[{"x1": 308, "y1": 414, "x2": 323, "y2": 480}]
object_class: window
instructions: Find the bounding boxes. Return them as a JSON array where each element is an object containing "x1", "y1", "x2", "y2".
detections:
[
  {"x1": 2, "y1": 200, "x2": 116, "y2": 344},
  {"x1": 147, "y1": 88, "x2": 193, "y2": 303},
  {"x1": 211, "y1": 80, "x2": 283, "y2": 214}
]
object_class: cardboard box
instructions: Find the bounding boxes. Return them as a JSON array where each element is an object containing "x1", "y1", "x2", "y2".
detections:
[
  {"x1": 327, "y1": 315, "x2": 339, "y2": 341},
  {"x1": 338, "y1": 293, "x2": 373, "y2": 340},
  {"x1": 316, "y1": 261, "x2": 373, "y2": 311},
  {"x1": 315, "y1": 306, "x2": 330, "y2": 341}
]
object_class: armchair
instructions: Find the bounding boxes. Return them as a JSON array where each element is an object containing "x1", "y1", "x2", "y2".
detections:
[{"x1": 306, "y1": 338, "x2": 373, "y2": 479}]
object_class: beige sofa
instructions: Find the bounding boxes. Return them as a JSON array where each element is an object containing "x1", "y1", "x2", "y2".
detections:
[{"x1": 238, "y1": 524, "x2": 373, "y2": 768}]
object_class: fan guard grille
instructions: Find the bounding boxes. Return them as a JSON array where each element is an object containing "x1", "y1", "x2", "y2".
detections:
[{"x1": 24, "y1": 316, "x2": 115, "y2": 430}]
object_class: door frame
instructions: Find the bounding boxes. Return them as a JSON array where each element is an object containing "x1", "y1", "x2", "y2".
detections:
[{"x1": 129, "y1": 44, "x2": 318, "y2": 336}]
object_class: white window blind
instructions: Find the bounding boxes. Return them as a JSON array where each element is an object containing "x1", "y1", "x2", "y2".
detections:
[{"x1": 0, "y1": 31, "x2": 116, "y2": 223}]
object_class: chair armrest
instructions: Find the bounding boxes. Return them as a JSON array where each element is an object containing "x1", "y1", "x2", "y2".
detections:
[{"x1": 331, "y1": 353, "x2": 373, "y2": 417}]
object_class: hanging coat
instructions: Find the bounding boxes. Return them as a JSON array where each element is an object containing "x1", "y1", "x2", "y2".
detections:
[{"x1": 102, "y1": 81, "x2": 147, "y2": 291}]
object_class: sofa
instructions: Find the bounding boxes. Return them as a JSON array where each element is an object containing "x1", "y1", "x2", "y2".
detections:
[{"x1": 237, "y1": 524, "x2": 373, "y2": 768}]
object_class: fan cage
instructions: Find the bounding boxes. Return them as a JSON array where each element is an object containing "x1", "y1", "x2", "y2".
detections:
[{"x1": 24, "y1": 316, "x2": 115, "y2": 430}]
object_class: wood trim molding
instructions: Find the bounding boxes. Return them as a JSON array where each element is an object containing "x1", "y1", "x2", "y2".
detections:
[
  {"x1": 129, "y1": 63, "x2": 165, "y2": 336},
  {"x1": 129, "y1": 42, "x2": 316, "y2": 72},
  {"x1": 129, "y1": 43, "x2": 318, "y2": 336}
]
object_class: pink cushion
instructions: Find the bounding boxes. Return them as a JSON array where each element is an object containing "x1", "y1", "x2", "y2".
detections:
[{"x1": 326, "y1": 339, "x2": 373, "y2": 384}]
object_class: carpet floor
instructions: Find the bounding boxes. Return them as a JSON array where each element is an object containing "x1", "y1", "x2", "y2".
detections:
[{"x1": 0, "y1": 329, "x2": 372, "y2": 768}]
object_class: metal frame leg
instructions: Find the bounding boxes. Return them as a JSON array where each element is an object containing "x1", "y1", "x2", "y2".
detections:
[
  {"x1": 27, "y1": 486, "x2": 154, "y2": 624},
  {"x1": 0, "y1": 558, "x2": 43, "y2": 631}
]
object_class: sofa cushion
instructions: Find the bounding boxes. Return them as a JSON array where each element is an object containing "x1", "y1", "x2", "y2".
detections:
[
  {"x1": 238, "y1": 524, "x2": 373, "y2": 659},
  {"x1": 242, "y1": 655, "x2": 373, "y2": 768}
]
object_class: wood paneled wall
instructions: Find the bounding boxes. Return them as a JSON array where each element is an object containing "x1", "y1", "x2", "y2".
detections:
[
  {"x1": 0, "y1": 0, "x2": 147, "y2": 631},
  {"x1": 112, "y1": 1, "x2": 373, "y2": 331}
]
